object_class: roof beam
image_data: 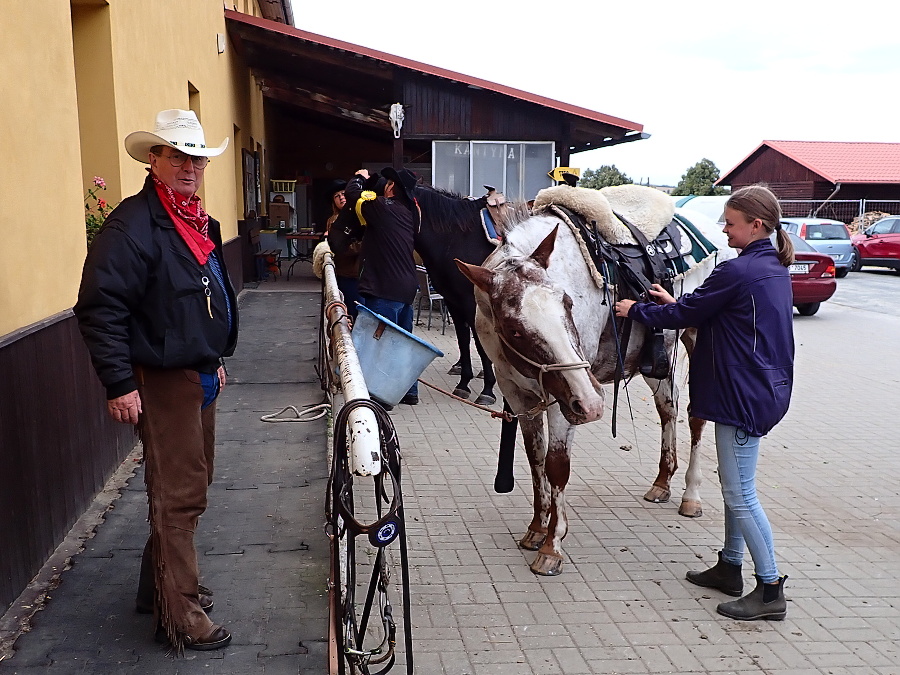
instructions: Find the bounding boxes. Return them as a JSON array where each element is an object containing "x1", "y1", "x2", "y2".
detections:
[{"x1": 256, "y1": 74, "x2": 391, "y2": 130}]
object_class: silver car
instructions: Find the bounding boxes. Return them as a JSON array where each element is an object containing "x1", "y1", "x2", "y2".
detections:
[{"x1": 779, "y1": 217, "x2": 854, "y2": 278}]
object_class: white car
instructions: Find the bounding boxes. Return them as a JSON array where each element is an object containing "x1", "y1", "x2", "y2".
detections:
[
  {"x1": 671, "y1": 195, "x2": 730, "y2": 224},
  {"x1": 779, "y1": 217, "x2": 853, "y2": 278}
]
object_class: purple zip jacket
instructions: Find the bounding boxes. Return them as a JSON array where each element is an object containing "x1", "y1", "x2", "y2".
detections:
[{"x1": 628, "y1": 238, "x2": 794, "y2": 436}]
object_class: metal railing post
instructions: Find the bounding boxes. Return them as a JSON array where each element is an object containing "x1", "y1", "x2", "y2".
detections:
[{"x1": 321, "y1": 251, "x2": 382, "y2": 476}]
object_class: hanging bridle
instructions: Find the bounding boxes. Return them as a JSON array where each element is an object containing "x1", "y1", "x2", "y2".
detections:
[{"x1": 495, "y1": 331, "x2": 591, "y2": 419}]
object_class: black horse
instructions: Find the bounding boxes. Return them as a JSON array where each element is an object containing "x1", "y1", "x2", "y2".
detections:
[{"x1": 412, "y1": 184, "x2": 499, "y2": 405}]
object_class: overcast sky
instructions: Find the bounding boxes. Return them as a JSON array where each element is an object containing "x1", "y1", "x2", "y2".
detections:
[{"x1": 288, "y1": 0, "x2": 899, "y2": 186}]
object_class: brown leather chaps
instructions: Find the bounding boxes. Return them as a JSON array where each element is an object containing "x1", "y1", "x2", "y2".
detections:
[{"x1": 135, "y1": 366, "x2": 217, "y2": 651}]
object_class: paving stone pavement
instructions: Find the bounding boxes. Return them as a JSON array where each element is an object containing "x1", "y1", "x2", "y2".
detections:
[
  {"x1": 0, "y1": 275, "x2": 330, "y2": 674},
  {"x1": 374, "y1": 284, "x2": 900, "y2": 675},
  {"x1": 3, "y1": 265, "x2": 900, "y2": 674}
]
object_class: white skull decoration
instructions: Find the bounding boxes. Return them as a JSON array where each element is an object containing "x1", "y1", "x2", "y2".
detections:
[{"x1": 389, "y1": 103, "x2": 405, "y2": 139}]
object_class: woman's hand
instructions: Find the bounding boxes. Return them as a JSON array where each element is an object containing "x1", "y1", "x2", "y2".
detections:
[
  {"x1": 614, "y1": 299, "x2": 635, "y2": 318},
  {"x1": 647, "y1": 283, "x2": 676, "y2": 304}
]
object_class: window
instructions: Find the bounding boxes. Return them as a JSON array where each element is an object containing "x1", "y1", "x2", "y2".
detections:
[
  {"x1": 432, "y1": 141, "x2": 554, "y2": 201},
  {"x1": 871, "y1": 219, "x2": 895, "y2": 235},
  {"x1": 806, "y1": 224, "x2": 849, "y2": 240}
]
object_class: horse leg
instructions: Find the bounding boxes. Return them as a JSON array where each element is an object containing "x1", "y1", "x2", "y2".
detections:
[
  {"x1": 530, "y1": 409, "x2": 573, "y2": 576},
  {"x1": 448, "y1": 313, "x2": 474, "y2": 399},
  {"x1": 472, "y1": 332, "x2": 497, "y2": 405},
  {"x1": 676, "y1": 328, "x2": 705, "y2": 517},
  {"x1": 679, "y1": 414, "x2": 706, "y2": 517},
  {"x1": 643, "y1": 374, "x2": 677, "y2": 505},
  {"x1": 517, "y1": 415, "x2": 549, "y2": 553}
]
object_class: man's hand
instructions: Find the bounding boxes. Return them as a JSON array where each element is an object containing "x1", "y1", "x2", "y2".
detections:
[
  {"x1": 108, "y1": 390, "x2": 142, "y2": 425},
  {"x1": 355, "y1": 169, "x2": 369, "y2": 179},
  {"x1": 217, "y1": 365, "x2": 226, "y2": 390}
]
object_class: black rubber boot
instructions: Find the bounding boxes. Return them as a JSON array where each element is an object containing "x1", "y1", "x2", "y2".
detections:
[
  {"x1": 686, "y1": 551, "x2": 743, "y2": 597},
  {"x1": 717, "y1": 574, "x2": 787, "y2": 621}
]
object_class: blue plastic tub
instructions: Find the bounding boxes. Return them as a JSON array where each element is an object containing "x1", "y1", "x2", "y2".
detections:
[{"x1": 351, "y1": 304, "x2": 444, "y2": 406}]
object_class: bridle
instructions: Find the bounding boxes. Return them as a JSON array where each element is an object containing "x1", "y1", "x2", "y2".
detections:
[{"x1": 496, "y1": 331, "x2": 590, "y2": 419}]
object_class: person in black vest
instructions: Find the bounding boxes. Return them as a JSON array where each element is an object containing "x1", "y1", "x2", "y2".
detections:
[
  {"x1": 344, "y1": 167, "x2": 421, "y2": 405},
  {"x1": 75, "y1": 109, "x2": 237, "y2": 652}
]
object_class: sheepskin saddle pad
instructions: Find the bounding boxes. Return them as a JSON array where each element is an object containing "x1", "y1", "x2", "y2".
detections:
[{"x1": 532, "y1": 184, "x2": 675, "y2": 246}]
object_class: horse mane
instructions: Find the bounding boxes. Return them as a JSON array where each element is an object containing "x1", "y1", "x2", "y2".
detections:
[
  {"x1": 414, "y1": 184, "x2": 486, "y2": 234},
  {"x1": 494, "y1": 201, "x2": 536, "y2": 233}
]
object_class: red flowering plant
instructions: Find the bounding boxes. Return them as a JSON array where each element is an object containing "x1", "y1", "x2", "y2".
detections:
[{"x1": 85, "y1": 176, "x2": 113, "y2": 247}]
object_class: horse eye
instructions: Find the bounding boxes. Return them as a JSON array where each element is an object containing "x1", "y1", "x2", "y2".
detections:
[{"x1": 512, "y1": 331, "x2": 522, "y2": 338}]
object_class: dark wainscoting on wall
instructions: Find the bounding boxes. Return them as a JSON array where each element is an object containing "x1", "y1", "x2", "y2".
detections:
[
  {"x1": 223, "y1": 235, "x2": 244, "y2": 294},
  {"x1": 0, "y1": 312, "x2": 136, "y2": 614}
]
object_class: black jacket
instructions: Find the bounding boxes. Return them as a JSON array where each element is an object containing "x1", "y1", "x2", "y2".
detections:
[
  {"x1": 345, "y1": 175, "x2": 418, "y2": 304},
  {"x1": 75, "y1": 176, "x2": 239, "y2": 399}
]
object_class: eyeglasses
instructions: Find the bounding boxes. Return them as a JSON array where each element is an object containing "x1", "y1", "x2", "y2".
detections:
[{"x1": 159, "y1": 151, "x2": 210, "y2": 169}]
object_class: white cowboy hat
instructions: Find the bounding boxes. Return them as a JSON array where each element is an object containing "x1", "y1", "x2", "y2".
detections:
[{"x1": 124, "y1": 109, "x2": 229, "y2": 163}]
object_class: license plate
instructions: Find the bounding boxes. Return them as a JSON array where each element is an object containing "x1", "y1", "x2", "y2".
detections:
[{"x1": 789, "y1": 263, "x2": 809, "y2": 274}]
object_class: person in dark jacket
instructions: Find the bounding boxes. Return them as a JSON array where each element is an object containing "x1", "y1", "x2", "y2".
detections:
[
  {"x1": 344, "y1": 166, "x2": 421, "y2": 405},
  {"x1": 74, "y1": 109, "x2": 237, "y2": 652},
  {"x1": 614, "y1": 184, "x2": 795, "y2": 621},
  {"x1": 323, "y1": 179, "x2": 363, "y2": 319}
]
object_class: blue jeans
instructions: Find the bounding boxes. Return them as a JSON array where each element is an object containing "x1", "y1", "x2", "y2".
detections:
[
  {"x1": 361, "y1": 296, "x2": 417, "y2": 397},
  {"x1": 336, "y1": 275, "x2": 361, "y2": 320},
  {"x1": 716, "y1": 424, "x2": 779, "y2": 582}
]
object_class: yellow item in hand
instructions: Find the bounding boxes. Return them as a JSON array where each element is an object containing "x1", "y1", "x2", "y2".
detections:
[{"x1": 355, "y1": 191, "x2": 376, "y2": 225}]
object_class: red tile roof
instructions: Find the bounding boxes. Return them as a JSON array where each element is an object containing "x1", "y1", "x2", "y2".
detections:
[{"x1": 735, "y1": 141, "x2": 900, "y2": 184}]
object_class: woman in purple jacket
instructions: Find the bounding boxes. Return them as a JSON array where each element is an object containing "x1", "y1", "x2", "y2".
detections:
[{"x1": 615, "y1": 185, "x2": 795, "y2": 621}]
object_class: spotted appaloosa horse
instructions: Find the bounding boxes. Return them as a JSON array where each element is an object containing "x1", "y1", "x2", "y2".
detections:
[{"x1": 456, "y1": 201, "x2": 731, "y2": 575}]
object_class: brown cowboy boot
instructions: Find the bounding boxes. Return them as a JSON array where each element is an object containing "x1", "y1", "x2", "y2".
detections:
[{"x1": 686, "y1": 551, "x2": 743, "y2": 597}]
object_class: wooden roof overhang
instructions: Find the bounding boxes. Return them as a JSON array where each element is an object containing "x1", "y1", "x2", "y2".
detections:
[{"x1": 225, "y1": 11, "x2": 646, "y2": 155}]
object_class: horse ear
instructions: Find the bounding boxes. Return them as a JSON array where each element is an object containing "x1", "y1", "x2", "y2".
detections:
[
  {"x1": 530, "y1": 224, "x2": 559, "y2": 269},
  {"x1": 455, "y1": 259, "x2": 494, "y2": 292}
]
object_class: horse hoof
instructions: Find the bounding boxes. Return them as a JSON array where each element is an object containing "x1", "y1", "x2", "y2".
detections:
[
  {"x1": 448, "y1": 365, "x2": 462, "y2": 376},
  {"x1": 679, "y1": 499, "x2": 703, "y2": 518},
  {"x1": 643, "y1": 485, "x2": 671, "y2": 504},
  {"x1": 519, "y1": 529, "x2": 546, "y2": 551},
  {"x1": 530, "y1": 553, "x2": 563, "y2": 576},
  {"x1": 452, "y1": 388, "x2": 471, "y2": 400},
  {"x1": 474, "y1": 394, "x2": 496, "y2": 406}
]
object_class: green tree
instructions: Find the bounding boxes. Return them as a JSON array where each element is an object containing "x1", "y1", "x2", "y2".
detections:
[
  {"x1": 578, "y1": 165, "x2": 632, "y2": 189},
  {"x1": 671, "y1": 158, "x2": 727, "y2": 196}
]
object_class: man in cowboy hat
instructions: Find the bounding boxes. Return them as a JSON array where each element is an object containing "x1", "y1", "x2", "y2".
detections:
[
  {"x1": 344, "y1": 166, "x2": 421, "y2": 405},
  {"x1": 74, "y1": 109, "x2": 237, "y2": 652}
]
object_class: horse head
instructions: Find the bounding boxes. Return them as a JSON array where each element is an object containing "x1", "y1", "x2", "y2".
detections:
[{"x1": 456, "y1": 226, "x2": 605, "y2": 425}]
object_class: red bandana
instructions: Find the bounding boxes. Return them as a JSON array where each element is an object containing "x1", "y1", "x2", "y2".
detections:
[{"x1": 151, "y1": 172, "x2": 215, "y2": 265}]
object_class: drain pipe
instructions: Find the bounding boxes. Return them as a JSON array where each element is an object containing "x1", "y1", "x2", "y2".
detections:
[{"x1": 813, "y1": 182, "x2": 842, "y2": 218}]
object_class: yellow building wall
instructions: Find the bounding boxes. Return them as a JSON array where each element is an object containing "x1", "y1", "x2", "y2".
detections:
[
  {"x1": 0, "y1": 3, "x2": 87, "y2": 338},
  {"x1": 0, "y1": 0, "x2": 268, "y2": 338}
]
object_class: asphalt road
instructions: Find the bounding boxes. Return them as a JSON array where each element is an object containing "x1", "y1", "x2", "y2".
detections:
[{"x1": 826, "y1": 267, "x2": 900, "y2": 317}]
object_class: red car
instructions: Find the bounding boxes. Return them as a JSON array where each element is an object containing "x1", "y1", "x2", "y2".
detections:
[
  {"x1": 787, "y1": 232, "x2": 836, "y2": 316},
  {"x1": 850, "y1": 215, "x2": 900, "y2": 272}
]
